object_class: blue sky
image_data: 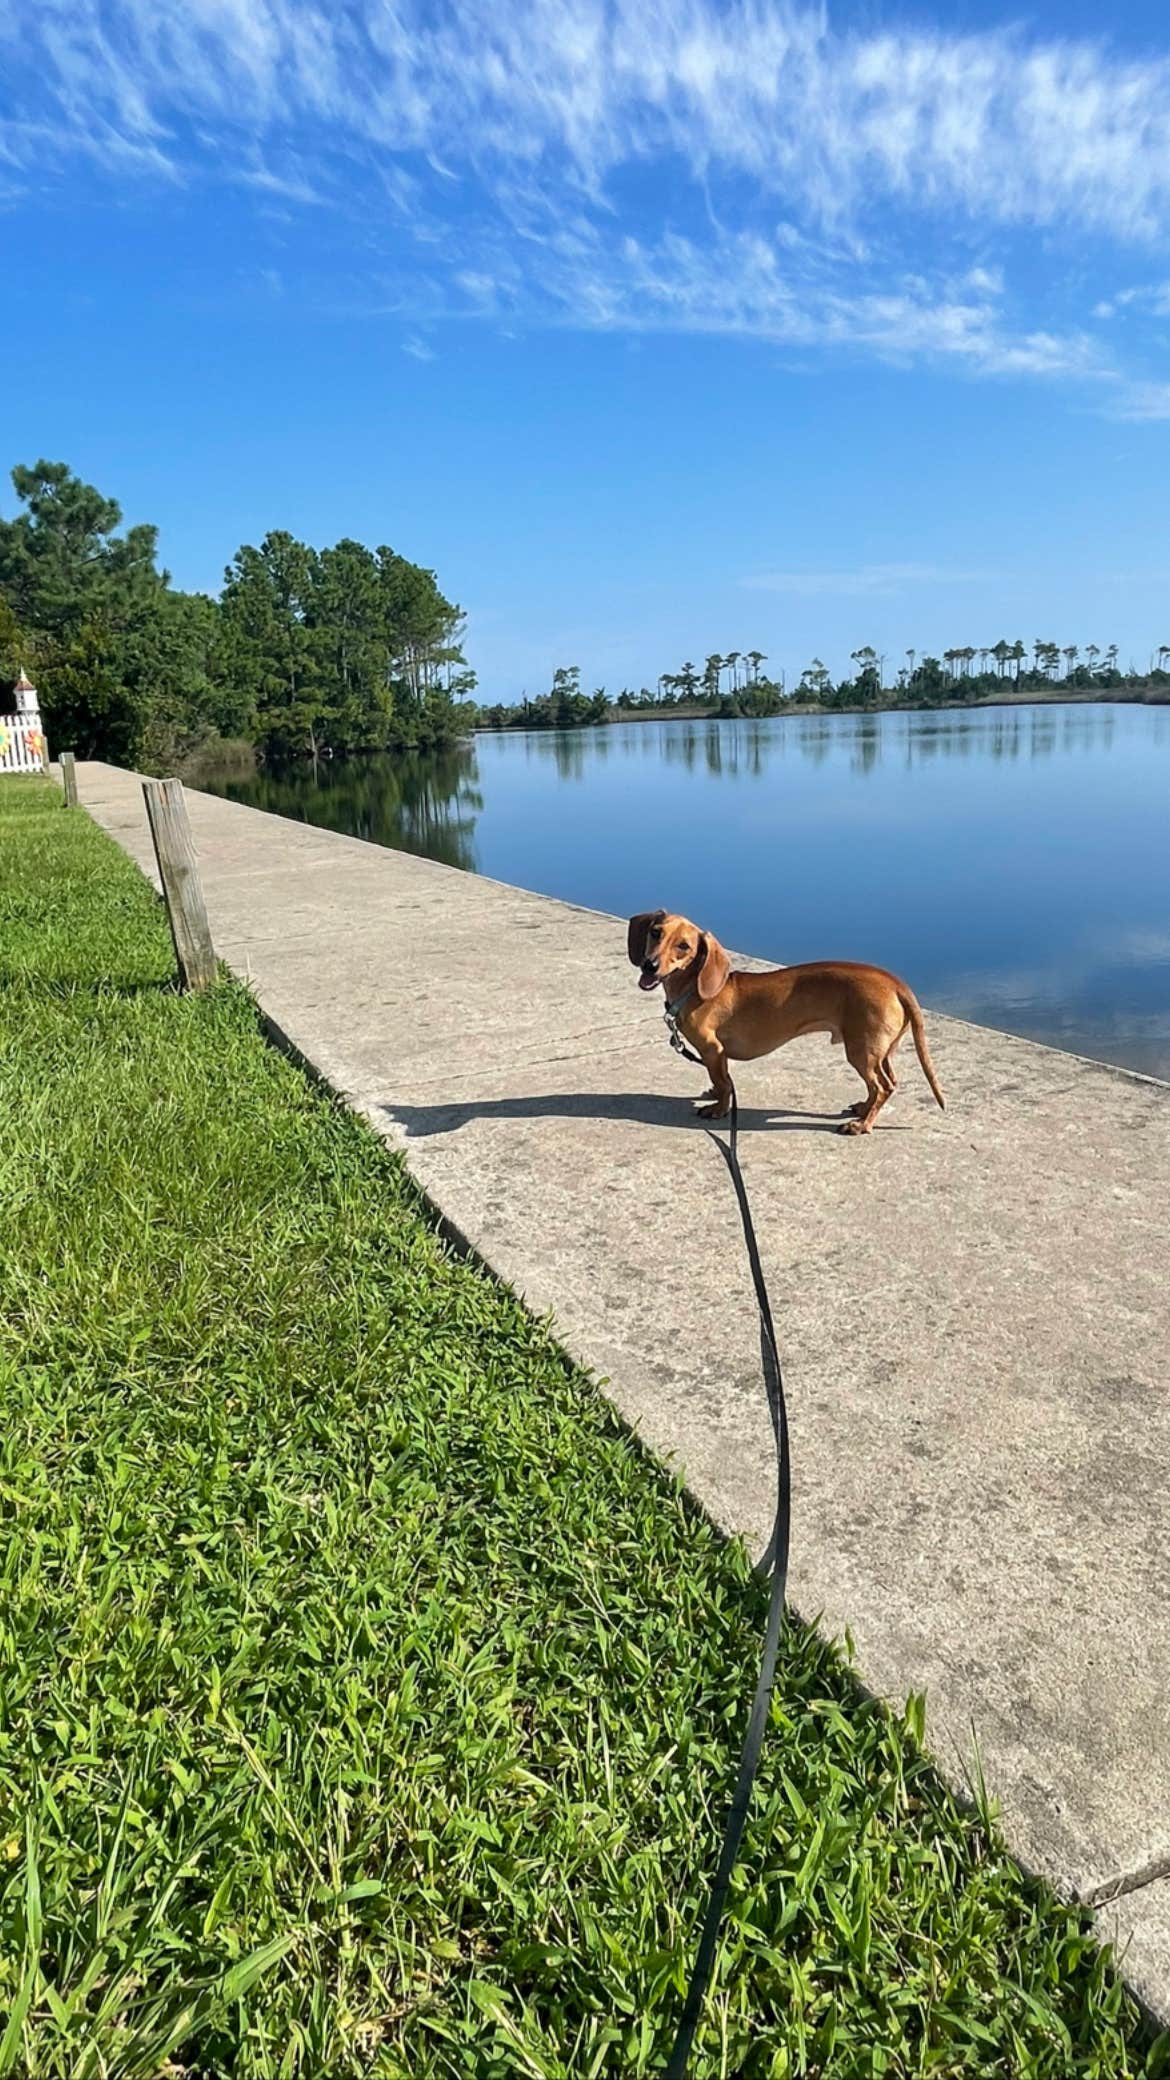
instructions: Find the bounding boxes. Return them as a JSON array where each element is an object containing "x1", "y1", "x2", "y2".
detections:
[{"x1": 3, "y1": 0, "x2": 1170, "y2": 696}]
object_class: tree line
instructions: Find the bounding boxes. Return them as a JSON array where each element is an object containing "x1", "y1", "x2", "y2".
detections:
[
  {"x1": 477, "y1": 652, "x2": 782, "y2": 730},
  {"x1": 478, "y1": 638, "x2": 1170, "y2": 731},
  {"x1": 6, "y1": 461, "x2": 1165, "y2": 764},
  {"x1": 0, "y1": 460, "x2": 475, "y2": 769}
]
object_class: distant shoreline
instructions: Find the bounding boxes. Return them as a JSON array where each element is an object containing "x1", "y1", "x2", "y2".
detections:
[{"x1": 475, "y1": 686, "x2": 1170, "y2": 734}]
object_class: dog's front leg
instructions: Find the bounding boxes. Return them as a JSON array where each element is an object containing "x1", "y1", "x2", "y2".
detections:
[{"x1": 695, "y1": 1042, "x2": 733, "y2": 1119}]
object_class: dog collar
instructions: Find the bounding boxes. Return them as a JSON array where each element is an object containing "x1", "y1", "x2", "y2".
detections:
[{"x1": 664, "y1": 982, "x2": 699, "y2": 1025}]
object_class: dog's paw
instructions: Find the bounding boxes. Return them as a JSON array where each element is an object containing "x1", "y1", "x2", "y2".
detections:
[
  {"x1": 697, "y1": 1102, "x2": 730, "y2": 1120},
  {"x1": 838, "y1": 1117, "x2": 870, "y2": 1135}
]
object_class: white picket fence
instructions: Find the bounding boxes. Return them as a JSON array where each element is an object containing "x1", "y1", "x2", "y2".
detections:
[{"x1": 0, "y1": 711, "x2": 48, "y2": 774}]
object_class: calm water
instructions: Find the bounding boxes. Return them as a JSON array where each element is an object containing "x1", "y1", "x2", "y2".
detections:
[{"x1": 201, "y1": 703, "x2": 1170, "y2": 1081}]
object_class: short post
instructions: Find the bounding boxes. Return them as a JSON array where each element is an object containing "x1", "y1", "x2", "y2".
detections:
[
  {"x1": 61, "y1": 751, "x2": 78, "y2": 807},
  {"x1": 141, "y1": 777, "x2": 218, "y2": 992}
]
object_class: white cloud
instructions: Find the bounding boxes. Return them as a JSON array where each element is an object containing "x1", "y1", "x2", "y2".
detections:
[
  {"x1": 1109, "y1": 381, "x2": 1170, "y2": 420},
  {"x1": 1092, "y1": 279, "x2": 1170, "y2": 322},
  {"x1": 3, "y1": 0, "x2": 1170, "y2": 402},
  {"x1": 457, "y1": 221, "x2": 1111, "y2": 384},
  {"x1": 11, "y1": 0, "x2": 1170, "y2": 237},
  {"x1": 401, "y1": 335, "x2": 435, "y2": 361},
  {"x1": 236, "y1": 160, "x2": 325, "y2": 206},
  {"x1": 742, "y1": 562, "x2": 994, "y2": 597}
]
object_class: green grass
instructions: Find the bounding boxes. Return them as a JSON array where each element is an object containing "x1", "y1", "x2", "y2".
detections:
[{"x1": 0, "y1": 777, "x2": 1162, "y2": 2080}]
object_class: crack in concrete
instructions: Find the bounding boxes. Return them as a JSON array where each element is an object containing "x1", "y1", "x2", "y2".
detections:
[{"x1": 1086, "y1": 1854, "x2": 1170, "y2": 1909}]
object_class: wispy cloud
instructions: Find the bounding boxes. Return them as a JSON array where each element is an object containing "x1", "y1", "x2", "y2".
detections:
[
  {"x1": 11, "y1": 0, "x2": 1170, "y2": 230},
  {"x1": 3, "y1": 0, "x2": 1170, "y2": 403},
  {"x1": 1108, "y1": 381, "x2": 1170, "y2": 421},
  {"x1": 236, "y1": 162, "x2": 325, "y2": 207},
  {"x1": 401, "y1": 335, "x2": 435, "y2": 362},
  {"x1": 742, "y1": 563, "x2": 994, "y2": 597},
  {"x1": 1093, "y1": 280, "x2": 1170, "y2": 322}
]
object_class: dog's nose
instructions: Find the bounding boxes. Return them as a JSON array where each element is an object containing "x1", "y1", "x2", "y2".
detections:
[{"x1": 642, "y1": 958, "x2": 658, "y2": 978}]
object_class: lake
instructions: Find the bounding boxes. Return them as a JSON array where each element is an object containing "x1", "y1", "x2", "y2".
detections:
[{"x1": 199, "y1": 702, "x2": 1170, "y2": 1082}]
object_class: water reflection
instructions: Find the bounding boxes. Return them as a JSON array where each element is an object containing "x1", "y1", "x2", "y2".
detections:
[
  {"x1": 470, "y1": 703, "x2": 1141, "y2": 780},
  {"x1": 197, "y1": 703, "x2": 1170, "y2": 1080},
  {"x1": 797, "y1": 717, "x2": 833, "y2": 764},
  {"x1": 853, "y1": 717, "x2": 881, "y2": 774},
  {"x1": 203, "y1": 740, "x2": 483, "y2": 873}
]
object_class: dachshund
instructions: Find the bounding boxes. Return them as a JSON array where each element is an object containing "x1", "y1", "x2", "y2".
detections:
[{"x1": 628, "y1": 910, "x2": 944, "y2": 1133}]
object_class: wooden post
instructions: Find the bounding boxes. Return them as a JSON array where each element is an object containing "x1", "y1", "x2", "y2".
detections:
[
  {"x1": 61, "y1": 751, "x2": 78, "y2": 807},
  {"x1": 142, "y1": 778, "x2": 218, "y2": 992}
]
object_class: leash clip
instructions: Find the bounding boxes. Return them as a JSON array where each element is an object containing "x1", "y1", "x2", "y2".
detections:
[{"x1": 664, "y1": 1001, "x2": 704, "y2": 1067}]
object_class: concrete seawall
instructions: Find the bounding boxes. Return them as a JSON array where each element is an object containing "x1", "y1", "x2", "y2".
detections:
[{"x1": 81, "y1": 759, "x2": 1170, "y2": 2021}]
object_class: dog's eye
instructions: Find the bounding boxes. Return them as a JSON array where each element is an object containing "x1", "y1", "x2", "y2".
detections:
[
  {"x1": 650, "y1": 926, "x2": 661, "y2": 939},
  {"x1": 678, "y1": 941, "x2": 690, "y2": 954}
]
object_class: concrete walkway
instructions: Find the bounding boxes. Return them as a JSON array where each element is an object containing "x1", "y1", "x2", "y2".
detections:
[{"x1": 81, "y1": 759, "x2": 1170, "y2": 2021}]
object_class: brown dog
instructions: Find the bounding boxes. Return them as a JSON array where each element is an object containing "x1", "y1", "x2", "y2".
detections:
[{"x1": 628, "y1": 910, "x2": 944, "y2": 1133}]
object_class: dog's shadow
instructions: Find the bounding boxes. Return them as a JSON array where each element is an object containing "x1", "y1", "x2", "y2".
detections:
[{"x1": 381, "y1": 1091, "x2": 863, "y2": 1140}]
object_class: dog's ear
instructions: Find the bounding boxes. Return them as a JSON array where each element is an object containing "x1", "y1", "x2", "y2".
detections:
[
  {"x1": 697, "y1": 930, "x2": 731, "y2": 1000},
  {"x1": 627, "y1": 909, "x2": 665, "y2": 967}
]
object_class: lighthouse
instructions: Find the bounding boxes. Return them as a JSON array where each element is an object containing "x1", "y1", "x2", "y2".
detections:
[{"x1": 1, "y1": 667, "x2": 48, "y2": 773}]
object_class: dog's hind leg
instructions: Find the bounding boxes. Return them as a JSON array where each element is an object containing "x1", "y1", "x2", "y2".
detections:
[
  {"x1": 840, "y1": 1083, "x2": 886, "y2": 1134},
  {"x1": 844, "y1": 1056, "x2": 895, "y2": 1118},
  {"x1": 839, "y1": 1035, "x2": 891, "y2": 1135},
  {"x1": 880, "y1": 1017, "x2": 908, "y2": 1097}
]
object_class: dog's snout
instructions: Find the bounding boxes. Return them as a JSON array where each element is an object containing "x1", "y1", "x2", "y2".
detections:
[{"x1": 642, "y1": 957, "x2": 658, "y2": 977}]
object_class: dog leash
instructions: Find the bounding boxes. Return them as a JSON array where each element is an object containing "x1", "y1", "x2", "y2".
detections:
[{"x1": 662, "y1": 1081, "x2": 792, "y2": 2079}]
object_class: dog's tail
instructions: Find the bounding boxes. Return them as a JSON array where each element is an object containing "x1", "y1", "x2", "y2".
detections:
[{"x1": 900, "y1": 988, "x2": 945, "y2": 1110}]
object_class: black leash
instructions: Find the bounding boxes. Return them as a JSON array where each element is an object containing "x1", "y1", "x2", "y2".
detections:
[{"x1": 663, "y1": 1082, "x2": 792, "y2": 2080}]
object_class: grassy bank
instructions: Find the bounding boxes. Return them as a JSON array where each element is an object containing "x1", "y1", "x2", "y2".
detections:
[{"x1": 0, "y1": 779, "x2": 1161, "y2": 2079}]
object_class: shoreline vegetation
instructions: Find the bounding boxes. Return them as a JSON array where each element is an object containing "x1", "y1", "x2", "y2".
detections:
[
  {"x1": 491, "y1": 681, "x2": 1170, "y2": 732},
  {"x1": 3, "y1": 459, "x2": 1168, "y2": 779},
  {"x1": 0, "y1": 777, "x2": 1160, "y2": 2076},
  {"x1": 475, "y1": 657, "x2": 1170, "y2": 735}
]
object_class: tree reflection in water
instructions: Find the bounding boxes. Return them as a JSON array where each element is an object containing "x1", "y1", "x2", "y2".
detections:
[{"x1": 203, "y1": 740, "x2": 484, "y2": 873}]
